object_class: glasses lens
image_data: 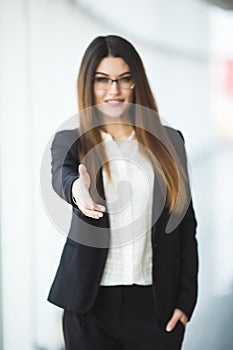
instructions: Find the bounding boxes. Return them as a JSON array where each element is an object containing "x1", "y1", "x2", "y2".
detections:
[
  {"x1": 118, "y1": 76, "x2": 134, "y2": 89},
  {"x1": 93, "y1": 76, "x2": 134, "y2": 90},
  {"x1": 93, "y1": 77, "x2": 109, "y2": 90}
]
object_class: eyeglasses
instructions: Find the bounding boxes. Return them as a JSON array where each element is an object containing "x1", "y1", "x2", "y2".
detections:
[{"x1": 92, "y1": 75, "x2": 135, "y2": 90}]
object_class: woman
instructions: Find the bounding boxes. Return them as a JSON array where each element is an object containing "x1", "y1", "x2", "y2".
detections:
[{"x1": 48, "y1": 35, "x2": 198, "y2": 350}]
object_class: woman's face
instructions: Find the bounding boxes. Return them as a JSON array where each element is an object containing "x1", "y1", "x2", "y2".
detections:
[{"x1": 93, "y1": 56, "x2": 134, "y2": 119}]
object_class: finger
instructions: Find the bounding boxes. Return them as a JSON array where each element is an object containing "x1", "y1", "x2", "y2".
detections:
[
  {"x1": 75, "y1": 196, "x2": 106, "y2": 212},
  {"x1": 180, "y1": 314, "x2": 188, "y2": 327},
  {"x1": 85, "y1": 202, "x2": 105, "y2": 212},
  {"x1": 96, "y1": 204, "x2": 106, "y2": 212},
  {"x1": 179, "y1": 319, "x2": 187, "y2": 327},
  {"x1": 81, "y1": 207, "x2": 104, "y2": 219},
  {"x1": 88, "y1": 203, "x2": 106, "y2": 212},
  {"x1": 166, "y1": 319, "x2": 177, "y2": 332},
  {"x1": 166, "y1": 310, "x2": 182, "y2": 332}
]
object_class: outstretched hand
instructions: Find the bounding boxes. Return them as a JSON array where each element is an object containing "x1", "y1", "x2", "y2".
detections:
[{"x1": 72, "y1": 164, "x2": 106, "y2": 219}]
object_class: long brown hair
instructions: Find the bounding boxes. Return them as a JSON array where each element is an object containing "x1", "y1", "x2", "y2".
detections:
[{"x1": 77, "y1": 35, "x2": 188, "y2": 215}]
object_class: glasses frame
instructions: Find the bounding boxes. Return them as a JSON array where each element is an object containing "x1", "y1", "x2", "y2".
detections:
[{"x1": 92, "y1": 75, "x2": 135, "y2": 91}]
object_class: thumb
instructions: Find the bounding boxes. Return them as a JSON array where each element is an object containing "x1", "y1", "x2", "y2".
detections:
[
  {"x1": 78, "y1": 164, "x2": 90, "y2": 189},
  {"x1": 78, "y1": 163, "x2": 87, "y2": 176}
]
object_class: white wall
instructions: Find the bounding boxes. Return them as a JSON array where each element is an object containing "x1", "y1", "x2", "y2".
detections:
[{"x1": 0, "y1": 0, "x2": 35, "y2": 349}]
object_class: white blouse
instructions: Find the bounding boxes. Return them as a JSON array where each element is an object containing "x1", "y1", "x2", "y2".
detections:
[{"x1": 99, "y1": 128, "x2": 154, "y2": 286}]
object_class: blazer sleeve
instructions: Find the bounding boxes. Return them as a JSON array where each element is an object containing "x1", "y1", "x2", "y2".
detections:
[
  {"x1": 51, "y1": 129, "x2": 80, "y2": 206},
  {"x1": 175, "y1": 131, "x2": 199, "y2": 322}
]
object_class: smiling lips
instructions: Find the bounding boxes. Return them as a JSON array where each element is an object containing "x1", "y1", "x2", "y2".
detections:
[{"x1": 105, "y1": 99, "x2": 125, "y2": 106}]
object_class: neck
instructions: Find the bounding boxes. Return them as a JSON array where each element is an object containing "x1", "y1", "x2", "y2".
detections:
[
  {"x1": 100, "y1": 111, "x2": 134, "y2": 139},
  {"x1": 101, "y1": 123, "x2": 134, "y2": 139}
]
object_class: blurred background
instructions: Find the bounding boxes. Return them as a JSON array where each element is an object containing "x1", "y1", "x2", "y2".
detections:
[{"x1": 0, "y1": 0, "x2": 233, "y2": 349}]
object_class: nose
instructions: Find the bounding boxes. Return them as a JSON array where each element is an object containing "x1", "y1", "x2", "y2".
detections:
[{"x1": 108, "y1": 80, "x2": 121, "y2": 94}]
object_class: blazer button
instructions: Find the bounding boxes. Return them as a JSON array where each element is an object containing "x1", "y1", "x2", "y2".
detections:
[{"x1": 153, "y1": 242, "x2": 157, "y2": 248}]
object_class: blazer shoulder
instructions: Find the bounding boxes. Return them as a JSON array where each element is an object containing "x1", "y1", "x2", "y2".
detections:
[
  {"x1": 52, "y1": 128, "x2": 80, "y2": 146},
  {"x1": 164, "y1": 125, "x2": 185, "y2": 143}
]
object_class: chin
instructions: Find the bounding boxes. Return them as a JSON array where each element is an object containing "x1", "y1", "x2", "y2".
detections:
[{"x1": 96, "y1": 102, "x2": 131, "y2": 119}]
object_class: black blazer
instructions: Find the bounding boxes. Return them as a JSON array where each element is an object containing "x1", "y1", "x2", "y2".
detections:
[{"x1": 47, "y1": 126, "x2": 198, "y2": 328}]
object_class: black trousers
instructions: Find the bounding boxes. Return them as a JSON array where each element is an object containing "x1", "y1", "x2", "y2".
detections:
[{"x1": 62, "y1": 284, "x2": 186, "y2": 350}]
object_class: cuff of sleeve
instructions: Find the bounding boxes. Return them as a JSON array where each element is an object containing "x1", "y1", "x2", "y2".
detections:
[
  {"x1": 72, "y1": 195, "x2": 78, "y2": 205},
  {"x1": 64, "y1": 175, "x2": 80, "y2": 206}
]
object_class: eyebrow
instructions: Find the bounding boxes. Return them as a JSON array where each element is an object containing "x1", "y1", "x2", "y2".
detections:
[{"x1": 94, "y1": 71, "x2": 132, "y2": 77}]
